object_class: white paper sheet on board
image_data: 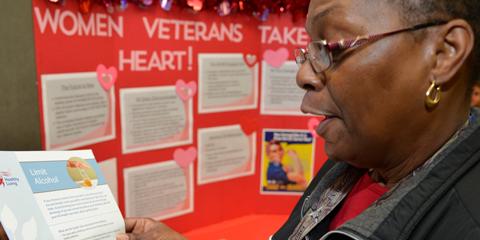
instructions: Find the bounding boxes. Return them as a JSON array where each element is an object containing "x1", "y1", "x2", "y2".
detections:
[
  {"x1": 41, "y1": 73, "x2": 116, "y2": 150},
  {"x1": 99, "y1": 158, "x2": 118, "y2": 203},
  {"x1": 198, "y1": 53, "x2": 259, "y2": 113},
  {"x1": 120, "y1": 86, "x2": 193, "y2": 154},
  {"x1": 124, "y1": 161, "x2": 194, "y2": 220},
  {"x1": 261, "y1": 61, "x2": 305, "y2": 116},
  {"x1": 197, "y1": 125, "x2": 256, "y2": 185}
]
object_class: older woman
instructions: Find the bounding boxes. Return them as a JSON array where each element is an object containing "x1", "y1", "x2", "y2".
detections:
[
  {"x1": 115, "y1": 0, "x2": 480, "y2": 239},
  {"x1": 274, "y1": 0, "x2": 480, "y2": 239}
]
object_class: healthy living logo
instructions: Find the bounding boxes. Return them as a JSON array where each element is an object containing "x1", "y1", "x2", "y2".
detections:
[{"x1": 0, "y1": 171, "x2": 19, "y2": 187}]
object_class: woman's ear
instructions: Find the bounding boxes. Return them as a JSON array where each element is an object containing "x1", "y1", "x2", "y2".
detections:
[{"x1": 432, "y1": 19, "x2": 475, "y2": 85}]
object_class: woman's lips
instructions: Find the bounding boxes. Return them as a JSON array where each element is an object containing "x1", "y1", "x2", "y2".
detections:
[{"x1": 316, "y1": 115, "x2": 336, "y2": 136}]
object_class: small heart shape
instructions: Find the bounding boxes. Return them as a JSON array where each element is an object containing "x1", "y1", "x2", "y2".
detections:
[
  {"x1": 174, "y1": 147, "x2": 197, "y2": 169},
  {"x1": 241, "y1": 116, "x2": 258, "y2": 136},
  {"x1": 96, "y1": 64, "x2": 117, "y2": 91},
  {"x1": 175, "y1": 80, "x2": 197, "y2": 101},
  {"x1": 263, "y1": 47, "x2": 289, "y2": 68},
  {"x1": 187, "y1": 0, "x2": 203, "y2": 11},
  {"x1": 308, "y1": 118, "x2": 321, "y2": 138},
  {"x1": 243, "y1": 54, "x2": 258, "y2": 68}
]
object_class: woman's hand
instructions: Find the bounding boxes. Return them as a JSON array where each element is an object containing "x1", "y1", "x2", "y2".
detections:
[{"x1": 117, "y1": 218, "x2": 186, "y2": 240}]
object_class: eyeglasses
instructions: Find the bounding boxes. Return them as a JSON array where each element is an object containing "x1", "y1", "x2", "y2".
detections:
[{"x1": 295, "y1": 20, "x2": 448, "y2": 74}]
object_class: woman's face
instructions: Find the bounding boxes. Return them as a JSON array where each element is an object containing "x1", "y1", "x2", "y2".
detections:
[
  {"x1": 268, "y1": 144, "x2": 284, "y2": 163},
  {"x1": 299, "y1": 0, "x2": 434, "y2": 168}
]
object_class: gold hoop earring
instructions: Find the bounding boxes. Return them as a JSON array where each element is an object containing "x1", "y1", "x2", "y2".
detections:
[{"x1": 425, "y1": 79, "x2": 441, "y2": 108}]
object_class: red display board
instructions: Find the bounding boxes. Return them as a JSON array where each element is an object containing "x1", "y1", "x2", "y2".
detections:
[{"x1": 31, "y1": 0, "x2": 327, "y2": 232}]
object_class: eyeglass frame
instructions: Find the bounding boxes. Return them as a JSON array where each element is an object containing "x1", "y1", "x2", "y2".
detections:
[{"x1": 295, "y1": 20, "x2": 449, "y2": 74}]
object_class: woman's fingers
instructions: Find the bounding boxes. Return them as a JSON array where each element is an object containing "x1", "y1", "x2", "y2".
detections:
[{"x1": 120, "y1": 218, "x2": 186, "y2": 240}]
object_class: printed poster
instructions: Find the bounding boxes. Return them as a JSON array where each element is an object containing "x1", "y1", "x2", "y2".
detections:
[{"x1": 261, "y1": 129, "x2": 315, "y2": 195}]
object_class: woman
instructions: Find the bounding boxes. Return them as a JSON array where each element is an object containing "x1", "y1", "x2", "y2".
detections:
[{"x1": 118, "y1": 0, "x2": 480, "y2": 239}]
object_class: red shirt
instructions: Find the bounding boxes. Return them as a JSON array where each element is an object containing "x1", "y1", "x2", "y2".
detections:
[{"x1": 329, "y1": 173, "x2": 389, "y2": 230}]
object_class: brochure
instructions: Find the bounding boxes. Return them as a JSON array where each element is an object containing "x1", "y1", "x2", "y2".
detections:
[{"x1": 0, "y1": 150, "x2": 124, "y2": 239}]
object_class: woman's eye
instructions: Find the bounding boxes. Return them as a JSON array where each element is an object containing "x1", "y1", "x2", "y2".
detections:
[{"x1": 331, "y1": 49, "x2": 345, "y2": 61}]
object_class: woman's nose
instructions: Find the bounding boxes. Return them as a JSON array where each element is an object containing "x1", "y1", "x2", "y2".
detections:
[{"x1": 296, "y1": 61, "x2": 325, "y2": 92}]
